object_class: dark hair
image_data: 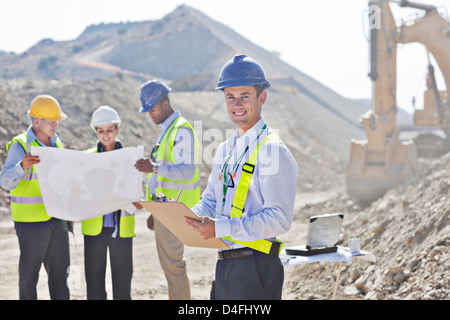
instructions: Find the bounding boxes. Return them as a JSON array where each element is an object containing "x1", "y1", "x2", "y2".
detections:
[
  {"x1": 160, "y1": 95, "x2": 170, "y2": 104},
  {"x1": 254, "y1": 85, "x2": 264, "y2": 97}
]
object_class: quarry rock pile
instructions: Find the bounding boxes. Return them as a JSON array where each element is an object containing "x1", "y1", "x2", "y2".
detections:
[{"x1": 285, "y1": 154, "x2": 449, "y2": 300}]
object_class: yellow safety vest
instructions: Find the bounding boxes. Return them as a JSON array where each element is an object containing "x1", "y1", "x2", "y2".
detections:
[
  {"x1": 6, "y1": 132, "x2": 64, "y2": 222},
  {"x1": 223, "y1": 133, "x2": 284, "y2": 255},
  {"x1": 81, "y1": 146, "x2": 136, "y2": 238},
  {"x1": 146, "y1": 116, "x2": 201, "y2": 208}
]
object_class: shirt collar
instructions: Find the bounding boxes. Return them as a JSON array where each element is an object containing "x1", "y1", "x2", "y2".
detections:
[
  {"x1": 160, "y1": 110, "x2": 181, "y2": 136},
  {"x1": 27, "y1": 126, "x2": 58, "y2": 147},
  {"x1": 230, "y1": 118, "x2": 266, "y2": 144},
  {"x1": 228, "y1": 117, "x2": 267, "y2": 156}
]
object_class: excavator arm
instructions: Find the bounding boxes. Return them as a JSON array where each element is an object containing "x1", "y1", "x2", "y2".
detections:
[{"x1": 396, "y1": 3, "x2": 450, "y2": 130}]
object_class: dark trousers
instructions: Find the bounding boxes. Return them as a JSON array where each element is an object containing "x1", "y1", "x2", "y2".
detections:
[
  {"x1": 211, "y1": 249, "x2": 284, "y2": 300},
  {"x1": 84, "y1": 228, "x2": 133, "y2": 300},
  {"x1": 14, "y1": 218, "x2": 71, "y2": 300}
]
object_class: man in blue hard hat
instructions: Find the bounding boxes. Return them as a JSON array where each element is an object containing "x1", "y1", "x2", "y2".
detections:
[
  {"x1": 185, "y1": 55, "x2": 299, "y2": 300},
  {"x1": 133, "y1": 80, "x2": 200, "y2": 300}
]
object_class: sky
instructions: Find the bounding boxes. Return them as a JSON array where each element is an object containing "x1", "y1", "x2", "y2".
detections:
[{"x1": 0, "y1": 0, "x2": 449, "y2": 113}]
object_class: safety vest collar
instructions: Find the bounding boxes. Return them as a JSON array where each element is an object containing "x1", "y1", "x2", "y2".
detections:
[{"x1": 157, "y1": 116, "x2": 197, "y2": 164}]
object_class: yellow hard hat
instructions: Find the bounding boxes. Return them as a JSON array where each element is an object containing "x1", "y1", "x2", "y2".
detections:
[{"x1": 28, "y1": 95, "x2": 67, "y2": 121}]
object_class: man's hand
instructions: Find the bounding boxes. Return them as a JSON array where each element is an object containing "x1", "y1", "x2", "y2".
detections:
[
  {"x1": 134, "y1": 158, "x2": 153, "y2": 173},
  {"x1": 131, "y1": 202, "x2": 154, "y2": 230},
  {"x1": 185, "y1": 216, "x2": 216, "y2": 240},
  {"x1": 147, "y1": 215, "x2": 154, "y2": 231},
  {"x1": 21, "y1": 153, "x2": 40, "y2": 170},
  {"x1": 132, "y1": 202, "x2": 143, "y2": 210}
]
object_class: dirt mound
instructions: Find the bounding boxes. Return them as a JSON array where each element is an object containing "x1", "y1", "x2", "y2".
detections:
[{"x1": 284, "y1": 153, "x2": 450, "y2": 300}]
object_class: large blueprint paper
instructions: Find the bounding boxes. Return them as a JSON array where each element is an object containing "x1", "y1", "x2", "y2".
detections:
[{"x1": 31, "y1": 146, "x2": 144, "y2": 221}]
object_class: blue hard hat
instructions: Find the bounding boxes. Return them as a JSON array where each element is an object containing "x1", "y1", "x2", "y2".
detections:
[
  {"x1": 215, "y1": 54, "x2": 270, "y2": 91},
  {"x1": 139, "y1": 80, "x2": 172, "y2": 113}
]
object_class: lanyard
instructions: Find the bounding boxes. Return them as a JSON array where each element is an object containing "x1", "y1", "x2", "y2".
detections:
[
  {"x1": 220, "y1": 124, "x2": 267, "y2": 203},
  {"x1": 151, "y1": 144, "x2": 159, "y2": 162}
]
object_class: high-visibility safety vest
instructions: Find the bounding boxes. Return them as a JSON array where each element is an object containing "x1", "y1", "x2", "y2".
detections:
[
  {"x1": 81, "y1": 146, "x2": 136, "y2": 238},
  {"x1": 146, "y1": 116, "x2": 201, "y2": 208},
  {"x1": 5, "y1": 132, "x2": 64, "y2": 222},
  {"x1": 223, "y1": 133, "x2": 284, "y2": 255}
]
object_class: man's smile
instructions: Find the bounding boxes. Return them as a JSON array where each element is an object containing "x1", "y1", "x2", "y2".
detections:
[{"x1": 233, "y1": 110, "x2": 247, "y2": 117}]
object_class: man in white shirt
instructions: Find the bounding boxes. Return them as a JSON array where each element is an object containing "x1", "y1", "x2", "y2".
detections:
[{"x1": 186, "y1": 55, "x2": 299, "y2": 299}]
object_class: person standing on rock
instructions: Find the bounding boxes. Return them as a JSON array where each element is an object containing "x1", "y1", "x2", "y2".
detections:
[
  {"x1": 185, "y1": 55, "x2": 299, "y2": 300},
  {"x1": 0, "y1": 95, "x2": 71, "y2": 300},
  {"x1": 81, "y1": 106, "x2": 135, "y2": 300},
  {"x1": 133, "y1": 80, "x2": 201, "y2": 300}
]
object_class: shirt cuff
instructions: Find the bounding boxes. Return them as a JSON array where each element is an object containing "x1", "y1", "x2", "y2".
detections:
[
  {"x1": 14, "y1": 161, "x2": 26, "y2": 176},
  {"x1": 214, "y1": 218, "x2": 231, "y2": 238},
  {"x1": 156, "y1": 164, "x2": 168, "y2": 177}
]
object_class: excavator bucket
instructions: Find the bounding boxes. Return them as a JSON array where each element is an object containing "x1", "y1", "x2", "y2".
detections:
[{"x1": 346, "y1": 138, "x2": 419, "y2": 205}]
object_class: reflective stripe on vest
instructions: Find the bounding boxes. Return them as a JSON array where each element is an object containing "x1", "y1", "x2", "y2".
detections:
[
  {"x1": 81, "y1": 147, "x2": 136, "y2": 238},
  {"x1": 146, "y1": 116, "x2": 201, "y2": 208},
  {"x1": 6, "y1": 132, "x2": 63, "y2": 222},
  {"x1": 222, "y1": 133, "x2": 283, "y2": 255}
]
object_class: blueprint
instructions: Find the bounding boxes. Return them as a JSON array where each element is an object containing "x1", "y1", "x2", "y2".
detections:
[{"x1": 31, "y1": 146, "x2": 144, "y2": 221}]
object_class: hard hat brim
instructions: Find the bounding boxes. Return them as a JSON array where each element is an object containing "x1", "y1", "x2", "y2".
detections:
[
  {"x1": 139, "y1": 105, "x2": 154, "y2": 113},
  {"x1": 28, "y1": 110, "x2": 67, "y2": 121},
  {"x1": 90, "y1": 120, "x2": 121, "y2": 130},
  {"x1": 215, "y1": 80, "x2": 270, "y2": 91}
]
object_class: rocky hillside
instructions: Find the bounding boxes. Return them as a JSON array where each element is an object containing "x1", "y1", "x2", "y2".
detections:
[{"x1": 0, "y1": 5, "x2": 366, "y2": 128}]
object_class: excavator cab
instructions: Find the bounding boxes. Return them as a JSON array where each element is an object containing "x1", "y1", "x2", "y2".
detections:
[{"x1": 412, "y1": 65, "x2": 450, "y2": 157}]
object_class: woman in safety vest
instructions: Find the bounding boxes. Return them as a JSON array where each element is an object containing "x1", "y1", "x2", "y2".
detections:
[{"x1": 81, "y1": 105, "x2": 135, "y2": 300}]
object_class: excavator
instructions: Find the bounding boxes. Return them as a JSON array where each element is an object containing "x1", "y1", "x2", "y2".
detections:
[{"x1": 346, "y1": 0, "x2": 450, "y2": 204}]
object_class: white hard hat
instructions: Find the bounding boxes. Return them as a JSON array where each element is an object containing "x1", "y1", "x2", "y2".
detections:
[{"x1": 90, "y1": 105, "x2": 121, "y2": 130}]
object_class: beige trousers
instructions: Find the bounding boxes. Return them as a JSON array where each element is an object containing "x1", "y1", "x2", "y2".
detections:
[{"x1": 154, "y1": 218, "x2": 191, "y2": 300}]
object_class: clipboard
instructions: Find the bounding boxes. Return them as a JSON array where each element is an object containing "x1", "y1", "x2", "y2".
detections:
[{"x1": 139, "y1": 201, "x2": 230, "y2": 250}]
